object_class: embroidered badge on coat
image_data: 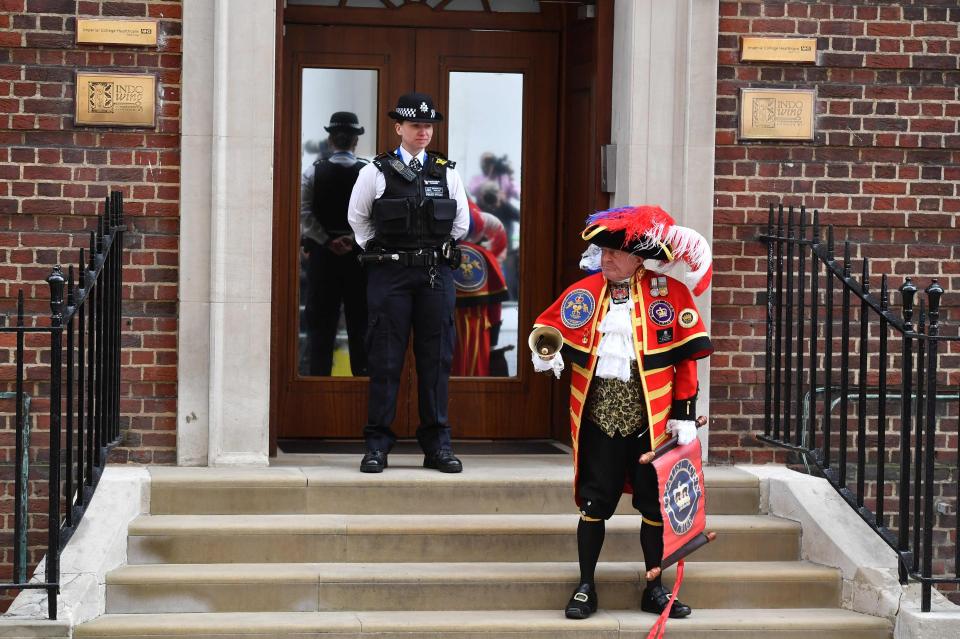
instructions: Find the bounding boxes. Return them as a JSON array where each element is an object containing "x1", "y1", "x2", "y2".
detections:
[
  {"x1": 678, "y1": 308, "x2": 699, "y2": 329},
  {"x1": 561, "y1": 289, "x2": 596, "y2": 329},
  {"x1": 648, "y1": 300, "x2": 675, "y2": 326},
  {"x1": 656, "y1": 327, "x2": 673, "y2": 344},
  {"x1": 610, "y1": 281, "x2": 630, "y2": 305},
  {"x1": 453, "y1": 246, "x2": 487, "y2": 292}
]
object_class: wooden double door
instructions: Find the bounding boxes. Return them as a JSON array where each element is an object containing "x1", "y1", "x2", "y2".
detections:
[{"x1": 273, "y1": 24, "x2": 560, "y2": 441}]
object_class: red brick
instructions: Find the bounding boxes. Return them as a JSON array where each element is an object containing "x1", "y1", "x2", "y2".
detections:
[{"x1": 867, "y1": 23, "x2": 911, "y2": 37}]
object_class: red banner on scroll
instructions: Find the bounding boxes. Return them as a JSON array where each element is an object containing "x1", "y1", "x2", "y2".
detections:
[{"x1": 653, "y1": 438, "x2": 707, "y2": 564}]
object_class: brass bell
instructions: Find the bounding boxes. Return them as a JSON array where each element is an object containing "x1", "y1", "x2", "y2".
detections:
[{"x1": 527, "y1": 325, "x2": 563, "y2": 360}]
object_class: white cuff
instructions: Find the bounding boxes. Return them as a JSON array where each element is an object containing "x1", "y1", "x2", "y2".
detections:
[
  {"x1": 531, "y1": 351, "x2": 564, "y2": 379},
  {"x1": 667, "y1": 419, "x2": 698, "y2": 446}
]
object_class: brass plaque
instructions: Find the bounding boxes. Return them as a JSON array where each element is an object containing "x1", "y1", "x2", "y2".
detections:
[
  {"x1": 76, "y1": 19, "x2": 158, "y2": 46},
  {"x1": 740, "y1": 37, "x2": 817, "y2": 63},
  {"x1": 75, "y1": 72, "x2": 157, "y2": 128},
  {"x1": 739, "y1": 88, "x2": 816, "y2": 141}
]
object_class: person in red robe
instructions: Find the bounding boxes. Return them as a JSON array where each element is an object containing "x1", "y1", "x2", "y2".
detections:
[
  {"x1": 452, "y1": 200, "x2": 509, "y2": 376},
  {"x1": 530, "y1": 205, "x2": 713, "y2": 620}
]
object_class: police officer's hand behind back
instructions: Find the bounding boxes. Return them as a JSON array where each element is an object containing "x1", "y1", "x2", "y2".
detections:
[{"x1": 327, "y1": 236, "x2": 355, "y2": 256}]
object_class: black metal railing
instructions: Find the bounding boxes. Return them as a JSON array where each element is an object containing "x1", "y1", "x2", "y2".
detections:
[
  {"x1": 759, "y1": 202, "x2": 959, "y2": 612},
  {"x1": 0, "y1": 191, "x2": 126, "y2": 619}
]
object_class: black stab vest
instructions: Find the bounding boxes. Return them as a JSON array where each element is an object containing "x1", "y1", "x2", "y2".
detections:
[
  {"x1": 311, "y1": 157, "x2": 366, "y2": 237},
  {"x1": 370, "y1": 151, "x2": 457, "y2": 250}
]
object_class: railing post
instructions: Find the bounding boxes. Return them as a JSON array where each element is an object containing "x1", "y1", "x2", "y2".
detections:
[
  {"x1": 95, "y1": 216, "x2": 105, "y2": 459},
  {"x1": 75, "y1": 250, "x2": 86, "y2": 508},
  {"x1": 46, "y1": 266, "x2": 65, "y2": 620},
  {"x1": 839, "y1": 241, "x2": 852, "y2": 486},
  {"x1": 784, "y1": 207, "x2": 796, "y2": 443},
  {"x1": 913, "y1": 300, "x2": 926, "y2": 573},
  {"x1": 921, "y1": 280, "x2": 943, "y2": 612},
  {"x1": 764, "y1": 203, "x2": 775, "y2": 437},
  {"x1": 65, "y1": 267, "x2": 75, "y2": 529},
  {"x1": 794, "y1": 207, "x2": 807, "y2": 448},
  {"x1": 898, "y1": 278, "x2": 917, "y2": 582},
  {"x1": 806, "y1": 211, "x2": 820, "y2": 452},
  {"x1": 102, "y1": 199, "x2": 113, "y2": 451},
  {"x1": 774, "y1": 205, "x2": 785, "y2": 440},
  {"x1": 13, "y1": 290, "x2": 27, "y2": 584},
  {"x1": 823, "y1": 226, "x2": 836, "y2": 469},
  {"x1": 857, "y1": 259, "x2": 870, "y2": 507},
  {"x1": 112, "y1": 190, "x2": 124, "y2": 442},
  {"x1": 876, "y1": 275, "x2": 889, "y2": 530},
  {"x1": 86, "y1": 233, "x2": 96, "y2": 487}
]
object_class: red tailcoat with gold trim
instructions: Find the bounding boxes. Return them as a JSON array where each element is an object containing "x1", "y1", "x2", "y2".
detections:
[{"x1": 534, "y1": 270, "x2": 712, "y2": 505}]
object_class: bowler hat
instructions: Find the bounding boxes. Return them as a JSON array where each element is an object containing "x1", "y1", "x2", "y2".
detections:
[
  {"x1": 324, "y1": 111, "x2": 365, "y2": 134},
  {"x1": 388, "y1": 92, "x2": 443, "y2": 122}
]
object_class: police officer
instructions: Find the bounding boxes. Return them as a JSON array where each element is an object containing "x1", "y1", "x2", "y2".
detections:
[
  {"x1": 348, "y1": 92, "x2": 469, "y2": 473},
  {"x1": 301, "y1": 111, "x2": 368, "y2": 376}
]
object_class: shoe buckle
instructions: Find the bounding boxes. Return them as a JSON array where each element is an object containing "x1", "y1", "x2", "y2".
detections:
[{"x1": 573, "y1": 592, "x2": 589, "y2": 603}]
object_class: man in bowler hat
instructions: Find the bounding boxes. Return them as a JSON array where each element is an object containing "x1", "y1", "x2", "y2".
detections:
[
  {"x1": 301, "y1": 111, "x2": 369, "y2": 376},
  {"x1": 348, "y1": 92, "x2": 469, "y2": 473}
]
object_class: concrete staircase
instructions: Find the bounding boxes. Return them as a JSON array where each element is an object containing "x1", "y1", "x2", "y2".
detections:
[{"x1": 75, "y1": 454, "x2": 892, "y2": 638}]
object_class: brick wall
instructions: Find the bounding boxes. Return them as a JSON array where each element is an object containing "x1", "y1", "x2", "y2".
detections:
[
  {"x1": 711, "y1": 0, "x2": 959, "y2": 599},
  {"x1": 0, "y1": 0, "x2": 181, "y2": 609}
]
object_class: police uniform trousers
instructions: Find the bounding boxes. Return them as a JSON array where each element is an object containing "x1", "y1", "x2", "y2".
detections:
[
  {"x1": 305, "y1": 244, "x2": 368, "y2": 377},
  {"x1": 363, "y1": 260, "x2": 456, "y2": 453},
  {"x1": 576, "y1": 417, "x2": 662, "y2": 524}
]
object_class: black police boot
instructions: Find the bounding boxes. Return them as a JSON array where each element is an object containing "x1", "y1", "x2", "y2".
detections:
[
  {"x1": 640, "y1": 584, "x2": 692, "y2": 619},
  {"x1": 564, "y1": 582, "x2": 598, "y2": 619},
  {"x1": 360, "y1": 450, "x2": 388, "y2": 473},
  {"x1": 423, "y1": 448, "x2": 462, "y2": 473}
]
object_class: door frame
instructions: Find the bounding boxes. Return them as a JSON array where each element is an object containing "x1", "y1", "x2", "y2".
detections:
[{"x1": 269, "y1": 0, "x2": 614, "y2": 454}]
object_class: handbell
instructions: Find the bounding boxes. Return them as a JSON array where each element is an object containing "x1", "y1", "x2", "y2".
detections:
[{"x1": 527, "y1": 325, "x2": 563, "y2": 360}]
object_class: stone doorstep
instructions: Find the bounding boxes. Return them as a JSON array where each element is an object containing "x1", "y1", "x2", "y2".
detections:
[
  {"x1": 148, "y1": 463, "x2": 761, "y2": 516},
  {"x1": 124, "y1": 513, "x2": 801, "y2": 564},
  {"x1": 103, "y1": 561, "x2": 841, "y2": 613},
  {"x1": 74, "y1": 609, "x2": 891, "y2": 639}
]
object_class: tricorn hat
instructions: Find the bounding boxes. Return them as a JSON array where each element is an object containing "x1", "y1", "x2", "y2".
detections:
[
  {"x1": 324, "y1": 111, "x2": 364, "y2": 134},
  {"x1": 581, "y1": 205, "x2": 713, "y2": 295},
  {"x1": 388, "y1": 92, "x2": 444, "y2": 122}
]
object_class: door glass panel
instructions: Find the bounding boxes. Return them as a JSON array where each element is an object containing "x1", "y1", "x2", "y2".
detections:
[
  {"x1": 298, "y1": 68, "x2": 378, "y2": 378},
  {"x1": 447, "y1": 71, "x2": 523, "y2": 377},
  {"x1": 488, "y1": 0, "x2": 540, "y2": 12}
]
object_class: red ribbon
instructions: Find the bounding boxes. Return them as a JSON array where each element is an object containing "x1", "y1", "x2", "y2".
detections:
[{"x1": 645, "y1": 559, "x2": 685, "y2": 639}]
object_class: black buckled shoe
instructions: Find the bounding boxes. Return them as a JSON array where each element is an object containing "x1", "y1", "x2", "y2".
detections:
[
  {"x1": 423, "y1": 448, "x2": 463, "y2": 473},
  {"x1": 564, "y1": 582, "x2": 598, "y2": 619},
  {"x1": 640, "y1": 584, "x2": 691, "y2": 619},
  {"x1": 360, "y1": 450, "x2": 388, "y2": 473}
]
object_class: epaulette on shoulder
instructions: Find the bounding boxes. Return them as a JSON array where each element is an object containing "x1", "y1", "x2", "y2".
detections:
[
  {"x1": 372, "y1": 152, "x2": 393, "y2": 171},
  {"x1": 431, "y1": 152, "x2": 456, "y2": 169}
]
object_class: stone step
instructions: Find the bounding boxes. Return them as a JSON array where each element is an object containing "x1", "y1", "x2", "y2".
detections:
[
  {"x1": 127, "y1": 513, "x2": 799, "y2": 564},
  {"x1": 148, "y1": 459, "x2": 760, "y2": 516},
  {"x1": 105, "y1": 561, "x2": 840, "y2": 614},
  {"x1": 75, "y1": 609, "x2": 892, "y2": 639}
]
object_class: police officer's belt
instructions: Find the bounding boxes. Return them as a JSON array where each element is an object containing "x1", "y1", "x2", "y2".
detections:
[{"x1": 359, "y1": 249, "x2": 442, "y2": 266}]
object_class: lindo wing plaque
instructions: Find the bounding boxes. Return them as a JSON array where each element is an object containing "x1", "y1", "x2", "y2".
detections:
[
  {"x1": 75, "y1": 72, "x2": 157, "y2": 128},
  {"x1": 739, "y1": 88, "x2": 815, "y2": 141}
]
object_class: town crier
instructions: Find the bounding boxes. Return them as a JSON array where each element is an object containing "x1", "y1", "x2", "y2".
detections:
[{"x1": 529, "y1": 205, "x2": 713, "y2": 621}]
